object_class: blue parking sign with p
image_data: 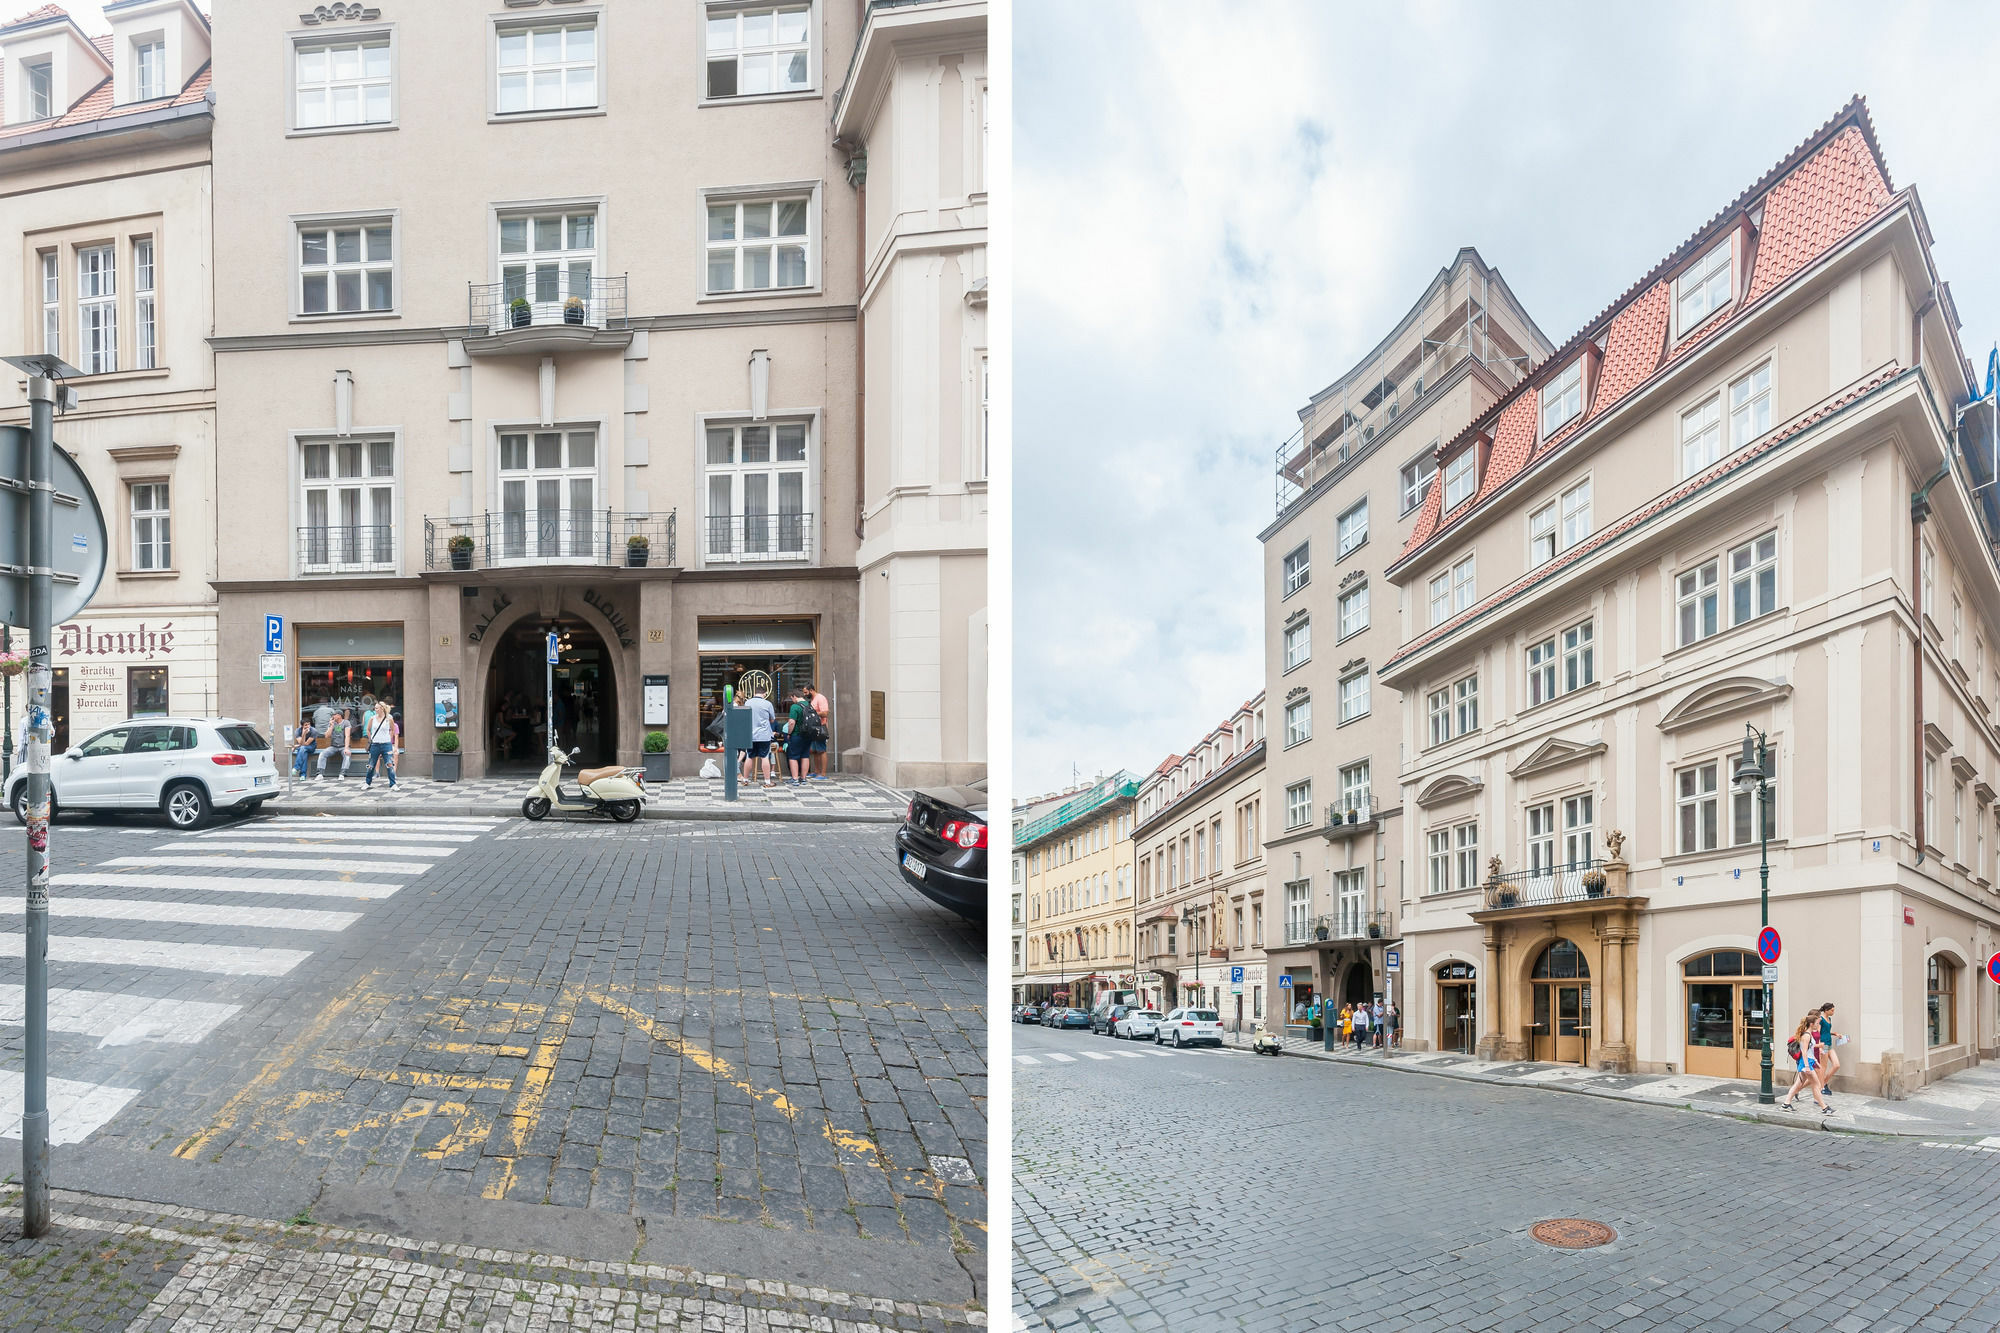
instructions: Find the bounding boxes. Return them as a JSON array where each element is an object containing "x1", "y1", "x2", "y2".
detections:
[
  {"x1": 1231, "y1": 966, "x2": 1244, "y2": 984},
  {"x1": 264, "y1": 614, "x2": 283, "y2": 653}
]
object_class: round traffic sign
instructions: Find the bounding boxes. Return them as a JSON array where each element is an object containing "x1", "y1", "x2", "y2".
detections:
[
  {"x1": 1988, "y1": 952, "x2": 2000, "y2": 985},
  {"x1": 1758, "y1": 927, "x2": 1782, "y2": 965}
]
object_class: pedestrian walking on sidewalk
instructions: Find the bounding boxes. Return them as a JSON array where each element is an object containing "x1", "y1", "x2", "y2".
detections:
[
  {"x1": 1383, "y1": 999, "x2": 1399, "y2": 1048},
  {"x1": 1338, "y1": 1004, "x2": 1352, "y2": 1046},
  {"x1": 1816, "y1": 1003, "x2": 1845, "y2": 1108},
  {"x1": 745, "y1": 685, "x2": 777, "y2": 787},
  {"x1": 1779, "y1": 1013, "x2": 1832, "y2": 1115},
  {"x1": 1352, "y1": 1001, "x2": 1371, "y2": 1050},
  {"x1": 783, "y1": 688, "x2": 814, "y2": 785},
  {"x1": 809, "y1": 683, "x2": 831, "y2": 779},
  {"x1": 363, "y1": 702, "x2": 398, "y2": 788},
  {"x1": 1370, "y1": 999, "x2": 1386, "y2": 1048}
]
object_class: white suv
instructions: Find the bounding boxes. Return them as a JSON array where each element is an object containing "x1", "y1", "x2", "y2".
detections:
[
  {"x1": 7, "y1": 717, "x2": 279, "y2": 830},
  {"x1": 1156, "y1": 1007, "x2": 1223, "y2": 1048}
]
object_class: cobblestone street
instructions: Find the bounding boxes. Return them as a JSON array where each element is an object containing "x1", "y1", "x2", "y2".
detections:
[
  {"x1": 1011, "y1": 1023, "x2": 2000, "y2": 1332},
  {"x1": 0, "y1": 811, "x2": 986, "y2": 1324}
]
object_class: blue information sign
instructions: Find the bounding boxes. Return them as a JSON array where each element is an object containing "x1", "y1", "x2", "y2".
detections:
[
  {"x1": 1231, "y1": 966, "x2": 1244, "y2": 985},
  {"x1": 264, "y1": 614, "x2": 284, "y2": 653},
  {"x1": 547, "y1": 631, "x2": 559, "y2": 664},
  {"x1": 1278, "y1": 975, "x2": 1293, "y2": 990}
]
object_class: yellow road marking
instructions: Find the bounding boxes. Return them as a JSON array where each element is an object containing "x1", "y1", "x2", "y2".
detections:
[
  {"x1": 409, "y1": 1040, "x2": 532, "y2": 1058},
  {"x1": 174, "y1": 971, "x2": 381, "y2": 1161},
  {"x1": 585, "y1": 990, "x2": 795, "y2": 1119},
  {"x1": 481, "y1": 985, "x2": 583, "y2": 1202},
  {"x1": 312, "y1": 1059, "x2": 518, "y2": 1093}
]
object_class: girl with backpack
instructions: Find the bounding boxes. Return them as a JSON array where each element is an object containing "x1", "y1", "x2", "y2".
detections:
[{"x1": 1779, "y1": 1013, "x2": 1832, "y2": 1115}]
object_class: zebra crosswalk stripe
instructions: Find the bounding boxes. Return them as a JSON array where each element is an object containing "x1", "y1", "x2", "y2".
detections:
[
  {"x1": 51, "y1": 872, "x2": 403, "y2": 900},
  {"x1": 1114, "y1": 1051, "x2": 1147, "y2": 1059},
  {"x1": 107, "y1": 855, "x2": 430, "y2": 874},
  {"x1": 0, "y1": 1069, "x2": 138, "y2": 1146},
  {"x1": 0, "y1": 932, "x2": 312, "y2": 977},
  {"x1": 0, "y1": 983, "x2": 239, "y2": 1047},
  {"x1": 166, "y1": 842, "x2": 455, "y2": 858},
  {"x1": 193, "y1": 828, "x2": 480, "y2": 843},
  {"x1": 1044, "y1": 1053, "x2": 1077, "y2": 1063},
  {"x1": 249, "y1": 817, "x2": 500, "y2": 830},
  {"x1": 1081, "y1": 1052, "x2": 1112, "y2": 1061},
  {"x1": 1013, "y1": 1054, "x2": 1039, "y2": 1065},
  {"x1": 0, "y1": 898, "x2": 360, "y2": 932}
]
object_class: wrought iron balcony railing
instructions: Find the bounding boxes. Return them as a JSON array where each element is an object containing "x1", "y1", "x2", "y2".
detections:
[
  {"x1": 1482, "y1": 858, "x2": 1615, "y2": 910},
  {"x1": 423, "y1": 510, "x2": 676, "y2": 571},
  {"x1": 469, "y1": 275, "x2": 628, "y2": 336},
  {"x1": 298, "y1": 524, "x2": 396, "y2": 574},
  {"x1": 703, "y1": 511, "x2": 815, "y2": 563}
]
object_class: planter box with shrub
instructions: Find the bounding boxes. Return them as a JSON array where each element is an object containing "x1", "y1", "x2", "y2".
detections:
[
  {"x1": 434, "y1": 729, "x2": 460, "y2": 782},
  {"x1": 627, "y1": 535, "x2": 650, "y2": 568},
  {"x1": 448, "y1": 535, "x2": 474, "y2": 571},
  {"x1": 642, "y1": 731, "x2": 670, "y2": 781},
  {"x1": 563, "y1": 297, "x2": 586, "y2": 325},
  {"x1": 509, "y1": 297, "x2": 531, "y2": 328}
]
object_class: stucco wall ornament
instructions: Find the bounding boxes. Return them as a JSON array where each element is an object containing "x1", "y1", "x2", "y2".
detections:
[{"x1": 300, "y1": 4, "x2": 382, "y2": 24}]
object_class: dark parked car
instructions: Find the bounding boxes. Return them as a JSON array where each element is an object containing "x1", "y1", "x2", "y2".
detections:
[
  {"x1": 894, "y1": 780, "x2": 987, "y2": 920},
  {"x1": 1051, "y1": 1008, "x2": 1091, "y2": 1030},
  {"x1": 1091, "y1": 1004, "x2": 1134, "y2": 1036},
  {"x1": 1014, "y1": 1005, "x2": 1041, "y2": 1024}
]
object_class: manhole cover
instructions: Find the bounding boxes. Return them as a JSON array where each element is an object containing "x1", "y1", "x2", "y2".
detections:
[{"x1": 1530, "y1": 1218, "x2": 1616, "y2": 1249}]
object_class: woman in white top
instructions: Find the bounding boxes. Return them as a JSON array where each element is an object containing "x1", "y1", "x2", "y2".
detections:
[{"x1": 363, "y1": 702, "x2": 398, "y2": 789}]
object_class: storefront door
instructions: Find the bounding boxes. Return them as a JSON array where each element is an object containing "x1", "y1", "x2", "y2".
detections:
[
  {"x1": 487, "y1": 617, "x2": 617, "y2": 769},
  {"x1": 1532, "y1": 982, "x2": 1592, "y2": 1064},
  {"x1": 1439, "y1": 980, "x2": 1475, "y2": 1053},
  {"x1": 1682, "y1": 950, "x2": 1768, "y2": 1080}
]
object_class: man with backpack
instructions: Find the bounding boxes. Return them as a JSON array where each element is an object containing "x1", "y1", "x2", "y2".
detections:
[{"x1": 784, "y1": 686, "x2": 823, "y2": 786}]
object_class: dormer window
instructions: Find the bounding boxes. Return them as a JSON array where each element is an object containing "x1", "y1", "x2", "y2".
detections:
[
  {"x1": 135, "y1": 40, "x2": 166, "y2": 100},
  {"x1": 1443, "y1": 448, "x2": 1476, "y2": 509},
  {"x1": 1675, "y1": 235, "x2": 1734, "y2": 337},
  {"x1": 26, "y1": 59, "x2": 53, "y2": 119},
  {"x1": 1540, "y1": 359, "x2": 1584, "y2": 438}
]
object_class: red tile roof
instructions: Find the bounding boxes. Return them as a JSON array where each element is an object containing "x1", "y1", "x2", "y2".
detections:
[
  {"x1": 5, "y1": 4, "x2": 68, "y2": 26},
  {"x1": 1383, "y1": 362, "x2": 1909, "y2": 674},
  {"x1": 1399, "y1": 99, "x2": 1896, "y2": 566},
  {"x1": 0, "y1": 58, "x2": 209, "y2": 144}
]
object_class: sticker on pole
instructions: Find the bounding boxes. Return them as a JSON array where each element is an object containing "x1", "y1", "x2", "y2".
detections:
[
  {"x1": 1757, "y1": 927, "x2": 1782, "y2": 965},
  {"x1": 1989, "y1": 952, "x2": 2000, "y2": 985}
]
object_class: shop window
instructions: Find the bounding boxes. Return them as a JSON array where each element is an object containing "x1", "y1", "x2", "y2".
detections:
[
  {"x1": 127, "y1": 666, "x2": 168, "y2": 717},
  {"x1": 703, "y1": 420, "x2": 812, "y2": 563},
  {"x1": 696, "y1": 619, "x2": 817, "y2": 748},
  {"x1": 297, "y1": 624, "x2": 405, "y2": 740},
  {"x1": 1928, "y1": 955, "x2": 1957, "y2": 1047}
]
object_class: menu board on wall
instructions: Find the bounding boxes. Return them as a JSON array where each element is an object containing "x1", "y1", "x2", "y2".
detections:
[
  {"x1": 643, "y1": 675, "x2": 669, "y2": 726},
  {"x1": 434, "y1": 678, "x2": 460, "y2": 729}
]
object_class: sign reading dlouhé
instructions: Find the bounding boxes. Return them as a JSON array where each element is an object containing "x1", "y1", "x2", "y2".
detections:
[{"x1": 59, "y1": 622, "x2": 174, "y2": 661}]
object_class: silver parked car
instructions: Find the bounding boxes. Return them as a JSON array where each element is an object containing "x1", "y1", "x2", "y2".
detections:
[
  {"x1": 1156, "y1": 1007, "x2": 1224, "y2": 1048},
  {"x1": 7, "y1": 717, "x2": 280, "y2": 830}
]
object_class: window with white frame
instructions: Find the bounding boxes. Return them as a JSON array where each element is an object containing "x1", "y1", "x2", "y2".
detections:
[
  {"x1": 1561, "y1": 479, "x2": 1590, "y2": 548},
  {"x1": 1282, "y1": 542, "x2": 1309, "y2": 597},
  {"x1": 979, "y1": 352, "x2": 989, "y2": 480},
  {"x1": 1338, "y1": 583, "x2": 1368, "y2": 639},
  {"x1": 1401, "y1": 452, "x2": 1436, "y2": 514},
  {"x1": 1284, "y1": 781, "x2": 1311, "y2": 830},
  {"x1": 1526, "y1": 634, "x2": 1557, "y2": 707},
  {"x1": 1731, "y1": 750, "x2": 1776, "y2": 846},
  {"x1": 1675, "y1": 235, "x2": 1733, "y2": 335},
  {"x1": 133, "y1": 238, "x2": 155, "y2": 369},
  {"x1": 1676, "y1": 760, "x2": 1720, "y2": 854},
  {"x1": 1427, "y1": 829, "x2": 1451, "y2": 894},
  {"x1": 26, "y1": 59, "x2": 51, "y2": 119},
  {"x1": 299, "y1": 220, "x2": 393, "y2": 316},
  {"x1": 1429, "y1": 555, "x2": 1474, "y2": 627},
  {"x1": 295, "y1": 36, "x2": 391, "y2": 128},
  {"x1": 1677, "y1": 557, "x2": 1720, "y2": 645},
  {"x1": 496, "y1": 17, "x2": 599, "y2": 114},
  {"x1": 77, "y1": 245, "x2": 116, "y2": 374},
  {"x1": 1730, "y1": 362, "x2": 1772, "y2": 445},
  {"x1": 1955, "y1": 782, "x2": 1965, "y2": 863},
  {"x1": 499, "y1": 427, "x2": 599, "y2": 560},
  {"x1": 499, "y1": 210, "x2": 594, "y2": 317},
  {"x1": 130, "y1": 482, "x2": 170, "y2": 571},
  {"x1": 1337, "y1": 498, "x2": 1368, "y2": 556},
  {"x1": 1680, "y1": 394, "x2": 1722, "y2": 475},
  {"x1": 704, "y1": 420, "x2": 811, "y2": 561},
  {"x1": 1427, "y1": 687, "x2": 1450, "y2": 747},
  {"x1": 1526, "y1": 803, "x2": 1556, "y2": 878},
  {"x1": 1923, "y1": 537, "x2": 1936, "y2": 616},
  {"x1": 1925, "y1": 754, "x2": 1937, "y2": 850},
  {"x1": 1679, "y1": 532, "x2": 1779, "y2": 646},
  {"x1": 1563, "y1": 619, "x2": 1595, "y2": 693},
  {"x1": 1283, "y1": 697, "x2": 1311, "y2": 747},
  {"x1": 1455, "y1": 821, "x2": 1479, "y2": 890},
  {"x1": 1336, "y1": 869, "x2": 1366, "y2": 938},
  {"x1": 135, "y1": 39, "x2": 166, "y2": 100},
  {"x1": 1443, "y1": 448, "x2": 1476, "y2": 509},
  {"x1": 301, "y1": 438, "x2": 395, "y2": 571},
  {"x1": 705, "y1": 4, "x2": 811, "y2": 98},
  {"x1": 1954, "y1": 594, "x2": 1963, "y2": 662},
  {"x1": 706, "y1": 192, "x2": 813, "y2": 293},
  {"x1": 1283, "y1": 619, "x2": 1310, "y2": 672},
  {"x1": 1541, "y1": 359, "x2": 1583, "y2": 437},
  {"x1": 1529, "y1": 502, "x2": 1556, "y2": 567},
  {"x1": 39, "y1": 252, "x2": 58, "y2": 357},
  {"x1": 1285, "y1": 879, "x2": 1310, "y2": 938},
  {"x1": 1454, "y1": 674, "x2": 1479, "y2": 736},
  {"x1": 1338, "y1": 667, "x2": 1369, "y2": 723},
  {"x1": 1338, "y1": 761, "x2": 1369, "y2": 816},
  {"x1": 1563, "y1": 793, "x2": 1594, "y2": 866}
]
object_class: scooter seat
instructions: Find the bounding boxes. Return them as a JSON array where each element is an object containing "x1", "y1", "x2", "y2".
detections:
[{"x1": 576, "y1": 765, "x2": 625, "y2": 786}]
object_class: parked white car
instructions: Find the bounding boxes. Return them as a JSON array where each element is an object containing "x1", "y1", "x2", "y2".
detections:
[
  {"x1": 1114, "y1": 1009, "x2": 1164, "y2": 1040},
  {"x1": 1156, "y1": 1007, "x2": 1223, "y2": 1048},
  {"x1": 7, "y1": 717, "x2": 279, "y2": 830}
]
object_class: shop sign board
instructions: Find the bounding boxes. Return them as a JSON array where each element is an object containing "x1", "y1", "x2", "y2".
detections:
[
  {"x1": 1757, "y1": 927, "x2": 1781, "y2": 965},
  {"x1": 643, "y1": 675, "x2": 670, "y2": 726},
  {"x1": 433, "y1": 678, "x2": 459, "y2": 728}
]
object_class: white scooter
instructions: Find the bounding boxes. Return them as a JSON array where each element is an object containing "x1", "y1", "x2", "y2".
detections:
[{"x1": 521, "y1": 745, "x2": 647, "y2": 823}]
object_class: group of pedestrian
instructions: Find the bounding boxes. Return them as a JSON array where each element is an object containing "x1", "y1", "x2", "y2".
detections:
[
  {"x1": 735, "y1": 682, "x2": 831, "y2": 787},
  {"x1": 1779, "y1": 1001, "x2": 1846, "y2": 1115},
  {"x1": 293, "y1": 700, "x2": 400, "y2": 788},
  {"x1": 1337, "y1": 999, "x2": 1398, "y2": 1050}
]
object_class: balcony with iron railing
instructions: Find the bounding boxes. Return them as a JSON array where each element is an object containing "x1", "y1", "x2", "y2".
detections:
[
  {"x1": 464, "y1": 275, "x2": 631, "y2": 354},
  {"x1": 1284, "y1": 910, "x2": 1393, "y2": 946},
  {"x1": 703, "y1": 511, "x2": 816, "y2": 565},
  {"x1": 1324, "y1": 797, "x2": 1377, "y2": 840},
  {"x1": 298, "y1": 524, "x2": 396, "y2": 575},
  {"x1": 1475, "y1": 858, "x2": 1627, "y2": 913},
  {"x1": 423, "y1": 510, "x2": 676, "y2": 572}
]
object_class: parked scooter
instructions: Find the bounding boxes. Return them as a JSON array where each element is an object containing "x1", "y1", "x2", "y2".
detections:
[{"x1": 521, "y1": 745, "x2": 646, "y2": 822}]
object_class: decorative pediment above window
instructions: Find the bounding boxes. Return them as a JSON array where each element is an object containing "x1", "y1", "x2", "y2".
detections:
[
  {"x1": 1951, "y1": 754, "x2": 1978, "y2": 783},
  {"x1": 1656, "y1": 674, "x2": 1791, "y2": 734},
  {"x1": 1339, "y1": 567, "x2": 1367, "y2": 589},
  {"x1": 1284, "y1": 607, "x2": 1308, "y2": 626},
  {"x1": 1924, "y1": 722, "x2": 1953, "y2": 756},
  {"x1": 300, "y1": 3, "x2": 382, "y2": 23},
  {"x1": 1508, "y1": 736, "x2": 1607, "y2": 780},
  {"x1": 1340, "y1": 657, "x2": 1367, "y2": 674},
  {"x1": 1416, "y1": 774, "x2": 1484, "y2": 809},
  {"x1": 1976, "y1": 780, "x2": 1996, "y2": 807},
  {"x1": 1285, "y1": 685, "x2": 1309, "y2": 703}
]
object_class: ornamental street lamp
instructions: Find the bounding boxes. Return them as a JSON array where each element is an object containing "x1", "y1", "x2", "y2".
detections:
[{"x1": 1734, "y1": 723, "x2": 1776, "y2": 1105}]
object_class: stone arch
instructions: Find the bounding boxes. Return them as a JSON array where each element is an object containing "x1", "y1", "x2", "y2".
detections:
[{"x1": 465, "y1": 588, "x2": 636, "y2": 772}]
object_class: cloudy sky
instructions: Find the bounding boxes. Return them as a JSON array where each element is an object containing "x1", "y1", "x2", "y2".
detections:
[{"x1": 1013, "y1": 0, "x2": 2000, "y2": 797}]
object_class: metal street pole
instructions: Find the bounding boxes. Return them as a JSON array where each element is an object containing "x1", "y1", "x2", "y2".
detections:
[
  {"x1": 22, "y1": 375, "x2": 54, "y2": 1236},
  {"x1": 1742, "y1": 724, "x2": 1776, "y2": 1105}
]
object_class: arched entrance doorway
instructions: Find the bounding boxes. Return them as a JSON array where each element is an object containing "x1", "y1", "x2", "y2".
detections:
[
  {"x1": 486, "y1": 616, "x2": 618, "y2": 771},
  {"x1": 1530, "y1": 939, "x2": 1591, "y2": 1064},
  {"x1": 1342, "y1": 959, "x2": 1374, "y2": 1006},
  {"x1": 1436, "y1": 961, "x2": 1476, "y2": 1053}
]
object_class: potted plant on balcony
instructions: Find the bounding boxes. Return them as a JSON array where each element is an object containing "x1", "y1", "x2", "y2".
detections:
[
  {"x1": 1314, "y1": 922, "x2": 1330, "y2": 941},
  {"x1": 1582, "y1": 869, "x2": 1608, "y2": 899},
  {"x1": 448, "y1": 534, "x2": 475, "y2": 571},
  {"x1": 563, "y1": 296, "x2": 586, "y2": 326},
  {"x1": 627, "y1": 534, "x2": 650, "y2": 568},
  {"x1": 1367, "y1": 920, "x2": 1383, "y2": 939},
  {"x1": 509, "y1": 296, "x2": 531, "y2": 328},
  {"x1": 643, "y1": 730, "x2": 670, "y2": 781},
  {"x1": 433, "y1": 728, "x2": 460, "y2": 782}
]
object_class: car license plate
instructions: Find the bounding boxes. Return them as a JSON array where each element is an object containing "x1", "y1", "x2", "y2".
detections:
[
  {"x1": 254, "y1": 775, "x2": 273, "y2": 787},
  {"x1": 902, "y1": 853, "x2": 926, "y2": 879}
]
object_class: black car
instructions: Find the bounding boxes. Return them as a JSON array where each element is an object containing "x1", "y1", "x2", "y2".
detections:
[
  {"x1": 1051, "y1": 1008, "x2": 1091, "y2": 1030},
  {"x1": 1091, "y1": 1004, "x2": 1133, "y2": 1036},
  {"x1": 1015, "y1": 1005, "x2": 1040, "y2": 1024},
  {"x1": 894, "y1": 780, "x2": 987, "y2": 920}
]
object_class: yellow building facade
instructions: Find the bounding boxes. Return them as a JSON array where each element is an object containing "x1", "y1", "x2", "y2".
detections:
[{"x1": 1015, "y1": 773, "x2": 1139, "y2": 1008}]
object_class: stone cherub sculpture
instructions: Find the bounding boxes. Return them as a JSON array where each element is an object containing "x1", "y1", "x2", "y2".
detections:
[{"x1": 1604, "y1": 828, "x2": 1626, "y2": 863}]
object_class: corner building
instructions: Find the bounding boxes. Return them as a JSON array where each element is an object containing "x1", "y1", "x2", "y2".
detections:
[
  {"x1": 207, "y1": 0, "x2": 986, "y2": 781},
  {"x1": 1382, "y1": 101, "x2": 2000, "y2": 1095},
  {"x1": 1016, "y1": 773, "x2": 1138, "y2": 1009}
]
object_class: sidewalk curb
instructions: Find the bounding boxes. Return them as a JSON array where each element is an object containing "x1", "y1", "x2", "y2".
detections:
[
  {"x1": 262, "y1": 800, "x2": 903, "y2": 825},
  {"x1": 1271, "y1": 1044, "x2": 1973, "y2": 1140}
]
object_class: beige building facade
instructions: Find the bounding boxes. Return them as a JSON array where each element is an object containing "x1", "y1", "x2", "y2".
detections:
[
  {"x1": 1015, "y1": 773, "x2": 1138, "y2": 1007},
  {"x1": 1380, "y1": 100, "x2": 2000, "y2": 1096},
  {"x1": 199, "y1": 0, "x2": 984, "y2": 781},
  {"x1": 1131, "y1": 693, "x2": 1267, "y2": 1029},
  {"x1": 0, "y1": 0, "x2": 217, "y2": 763},
  {"x1": 1258, "y1": 249, "x2": 1550, "y2": 1030}
]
